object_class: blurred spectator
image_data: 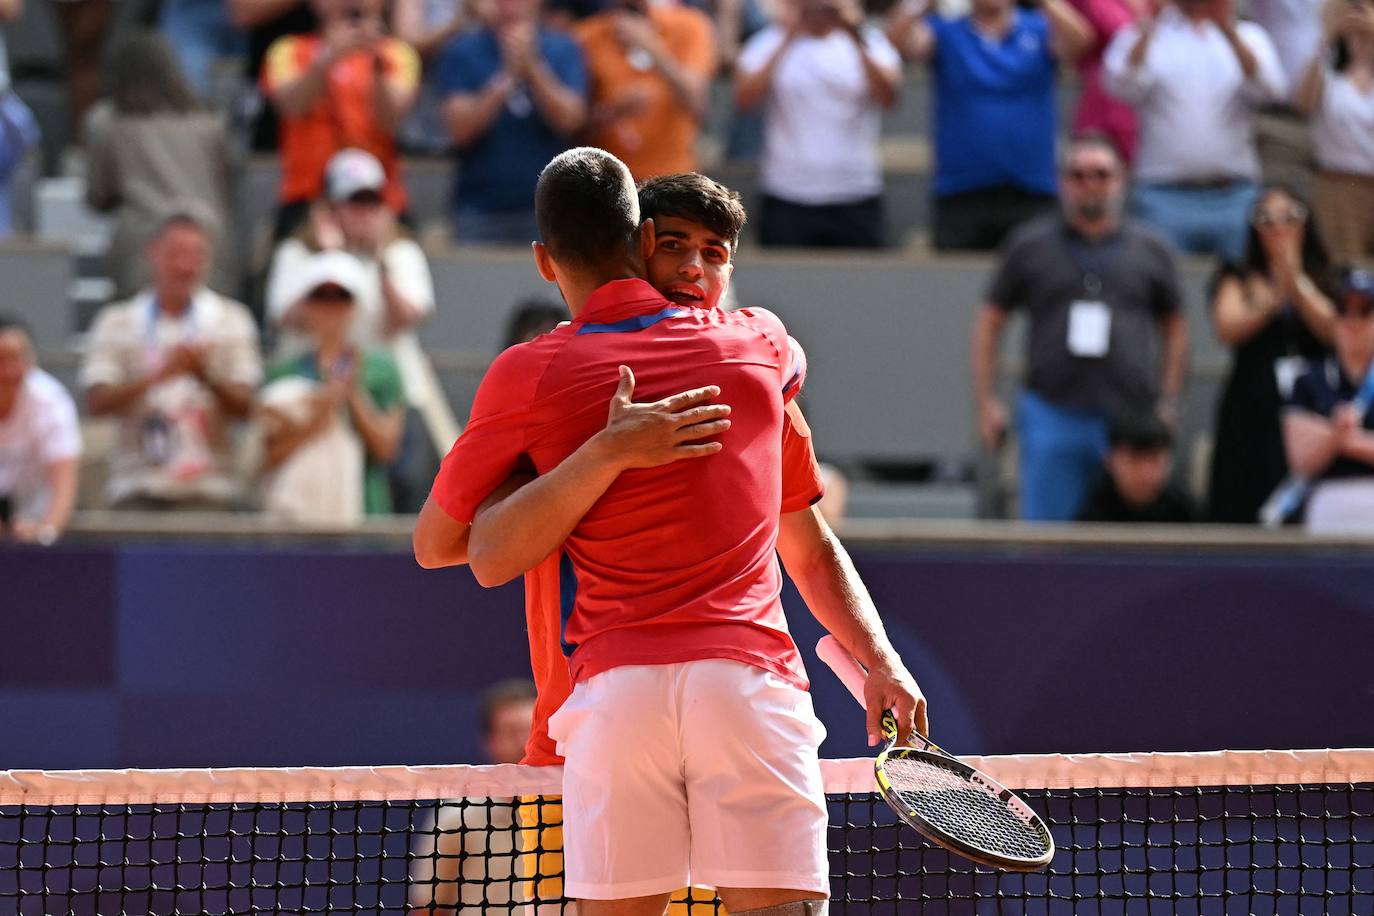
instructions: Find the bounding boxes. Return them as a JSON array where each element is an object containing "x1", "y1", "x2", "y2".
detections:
[
  {"x1": 818, "y1": 462, "x2": 849, "y2": 526},
  {"x1": 1249, "y1": 0, "x2": 1323, "y2": 194},
  {"x1": 438, "y1": 0, "x2": 586, "y2": 243},
  {"x1": 735, "y1": 0, "x2": 901, "y2": 248},
  {"x1": 393, "y1": 0, "x2": 469, "y2": 152},
  {"x1": 260, "y1": 0, "x2": 420, "y2": 239},
  {"x1": 1207, "y1": 186, "x2": 1335, "y2": 522},
  {"x1": 0, "y1": 316, "x2": 80, "y2": 544},
  {"x1": 261, "y1": 251, "x2": 405, "y2": 519},
  {"x1": 575, "y1": 0, "x2": 716, "y2": 180},
  {"x1": 83, "y1": 32, "x2": 237, "y2": 300},
  {"x1": 0, "y1": 0, "x2": 38, "y2": 240},
  {"x1": 1078, "y1": 411, "x2": 1197, "y2": 522},
  {"x1": 887, "y1": 0, "x2": 1091, "y2": 251},
  {"x1": 49, "y1": 0, "x2": 113, "y2": 138},
  {"x1": 81, "y1": 212, "x2": 262, "y2": 511},
  {"x1": 714, "y1": 0, "x2": 780, "y2": 161},
  {"x1": 1295, "y1": 0, "x2": 1374, "y2": 268},
  {"x1": 1067, "y1": 0, "x2": 1140, "y2": 163},
  {"x1": 1283, "y1": 267, "x2": 1374, "y2": 533},
  {"x1": 503, "y1": 298, "x2": 566, "y2": 347},
  {"x1": 265, "y1": 149, "x2": 457, "y2": 508},
  {"x1": 410, "y1": 679, "x2": 536, "y2": 913},
  {"x1": 229, "y1": 0, "x2": 316, "y2": 151},
  {"x1": 159, "y1": 0, "x2": 248, "y2": 98},
  {"x1": 970, "y1": 135, "x2": 1188, "y2": 521},
  {"x1": 1103, "y1": 0, "x2": 1288, "y2": 262}
]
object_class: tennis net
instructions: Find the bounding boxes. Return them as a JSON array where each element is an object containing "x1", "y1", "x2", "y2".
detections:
[{"x1": 2, "y1": 749, "x2": 1371, "y2": 915}]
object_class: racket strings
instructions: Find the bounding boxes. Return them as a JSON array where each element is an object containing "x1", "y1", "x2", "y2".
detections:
[{"x1": 882, "y1": 756, "x2": 1051, "y2": 861}]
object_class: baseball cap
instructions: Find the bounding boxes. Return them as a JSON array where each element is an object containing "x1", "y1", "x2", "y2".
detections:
[
  {"x1": 1337, "y1": 268, "x2": 1374, "y2": 315},
  {"x1": 286, "y1": 251, "x2": 368, "y2": 307},
  {"x1": 324, "y1": 148, "x2": 386, "y2": 202}
]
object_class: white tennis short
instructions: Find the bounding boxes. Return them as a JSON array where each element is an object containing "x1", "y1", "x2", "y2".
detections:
[{"x1": 546, "y1": 658, "x2": 829, "y2": 900}]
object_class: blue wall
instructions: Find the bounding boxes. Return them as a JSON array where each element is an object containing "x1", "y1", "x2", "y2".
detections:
[{"x1": 5, "y1": 542, "x2": 1373, "y2": 770}]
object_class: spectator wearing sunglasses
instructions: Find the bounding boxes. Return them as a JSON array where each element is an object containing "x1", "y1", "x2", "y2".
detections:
[
  {"x1": 1207, "y1": 186, "x2": 1336, "y2": 523},
  {"x1": 265, "y1": 149, "x2": 458, "y2": 508},
  {"x1": 1295, "y1": 0, "x2": 1374, "y2": 269},
  {"x1": 1103, "y1": 0, "x2": 1288, "y2": 262},
  {"x1": 1283, "y1": 268, "x2": 1374, "y2": 533},
  {"x1": 971, "y1": 134, "x2": 1188, "y2": 521}
]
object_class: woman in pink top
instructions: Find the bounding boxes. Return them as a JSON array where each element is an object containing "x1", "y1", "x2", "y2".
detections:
[{"x1": 1069, "y1": 0, "x2": 1149, "y2": 162}]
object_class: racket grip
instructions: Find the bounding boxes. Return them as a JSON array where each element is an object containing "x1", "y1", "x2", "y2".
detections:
[{"x1": 816, "y1": 635, "x2": 869, "y2": 709}]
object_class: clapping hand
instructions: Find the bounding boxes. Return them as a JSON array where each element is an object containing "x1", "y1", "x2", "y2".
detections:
[{"x1": 499, "y1": 22, "x2": 538, "y2": 78}]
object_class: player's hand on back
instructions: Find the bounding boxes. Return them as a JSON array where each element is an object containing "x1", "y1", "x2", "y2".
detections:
[
  {"x1": 864, "y1": 658, "x2": 928, "y2": 748},
  {"x1": 597, "y1": 365, "x2": 732, "y2": 470}
]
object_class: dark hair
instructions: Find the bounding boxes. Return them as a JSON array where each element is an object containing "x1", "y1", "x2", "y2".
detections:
[
  {"x1": 637, "y1": 173, "x2": 748, "y2": 246},
  {"x1": 0, "y1": 313, "x2": 30, "y2": 338},
  {"x1": 104, "y1": 31, "x2": 201, "y2": 116},
  {"x1": 535, "y1": 148, "x2": 641, "y2": 272},
  {"x1": 1229, "y1": 185, "x2": 1333, "y2": 290},
  {"x1": 478, "y1": 679, "x2": 537, "y2": 736},
  {"x1": 504, "y1": 298, "x2": 566, "y2": 349},
  {"x1": 1109, "y1": 412, "x2": 1173, "y2": 452}
]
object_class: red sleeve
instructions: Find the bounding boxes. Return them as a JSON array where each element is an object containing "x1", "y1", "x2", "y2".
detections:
[
  {"x1": 780, "y1": 401, "x2": 824, "y2": 513},
  {"x1": 431, "y1": 346, "x2": 542, "y2": 524}
]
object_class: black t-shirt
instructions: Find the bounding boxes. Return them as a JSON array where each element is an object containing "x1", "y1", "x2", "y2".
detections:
[
  {"x1": 1286, "y1": 355, "x2": 1374, "y2": 480},
  {"x1": 1077, "y1": 474, "x2": 1198, "y2": 523},
  {"x1": 987, "y1": 216, "x2": 1184, "y2": 416}
]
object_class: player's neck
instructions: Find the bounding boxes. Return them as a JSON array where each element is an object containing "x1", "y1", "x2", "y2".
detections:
[{"x1": 563, "y1": 270, "x2": 643, "y2": 319}]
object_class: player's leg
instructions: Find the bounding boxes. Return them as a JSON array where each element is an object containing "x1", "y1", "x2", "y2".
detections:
[
  {"x1": 680, "y1": 660, "x2": 829, "y2": 913},
  {"x1": 548, "y1": 666, "x2": 693, "y2": 912}
]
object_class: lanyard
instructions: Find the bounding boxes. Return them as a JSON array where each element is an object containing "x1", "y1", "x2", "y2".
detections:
[
  {"x1": 144, "y1": 295, "x2": 197, "y2": 373},
  {"x1": 1063, "y1": 228, "x2": 1125, "y2": 299}
]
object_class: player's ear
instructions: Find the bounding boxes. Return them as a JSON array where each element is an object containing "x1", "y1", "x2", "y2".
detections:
[
  {"x1": 532, "y1": 241, "x2": 558, "y2": 284},
  {"x1": 639, "y1": 218, "x2": 656, "y2": 262}
]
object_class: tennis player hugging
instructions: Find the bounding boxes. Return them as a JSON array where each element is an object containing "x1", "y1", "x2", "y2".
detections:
[{"x1": 413, "y1": 148, "x2": 925, "y2": 916}]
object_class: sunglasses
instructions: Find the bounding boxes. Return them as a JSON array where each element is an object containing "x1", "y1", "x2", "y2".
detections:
[
  {"x1": 1065, "y1": 167, "x2": 1117, "y2": 183},
  {"x1": 345, "y1": 191, "x2": 385, "y2": 207},
  {"x1": 1338, "y1": 301, "x2": 1374, "y2": 320},
  {"x1": 1251, "y1": 205, "x2": 1307, "y2": 228}
]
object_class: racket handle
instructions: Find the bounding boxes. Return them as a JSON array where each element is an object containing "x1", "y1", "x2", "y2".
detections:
[{"x1": 816, "y1": 634, "x2": 869, "y2": 707}]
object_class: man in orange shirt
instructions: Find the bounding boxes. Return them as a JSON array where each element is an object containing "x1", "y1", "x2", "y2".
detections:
[
  {"x1": 260, "y1": 0, "x2": 420, "y2": 239},
  {"x1": 575, "y1": 0, "x2": 716, "y2": 179}
]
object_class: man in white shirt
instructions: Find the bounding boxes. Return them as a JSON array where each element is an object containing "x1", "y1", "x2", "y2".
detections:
[
  {"x1": 734, "y1": 0, "x2": 902, "y2": 248},
  {"x1": 0, "y1": 316, "x2": 80, "y2": 543},
  {"x1": 1104, "y1": 0, "x2": 1287, "y2": 261},
  {"x1": 81, "y1": 210, "x2": 263, "y2": 510},
  {"x1": 1248, "y1": 0, "x2": 1323, "y2": 194}
]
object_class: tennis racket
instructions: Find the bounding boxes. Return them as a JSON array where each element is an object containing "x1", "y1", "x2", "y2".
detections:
[{"x1": 815, "y1": 635, "x2": 1054, "y2": 872}]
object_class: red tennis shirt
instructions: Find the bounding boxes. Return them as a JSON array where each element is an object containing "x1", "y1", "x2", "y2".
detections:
[{"x1": 432, "y1": 279, "x2": 813, "y2": 723}]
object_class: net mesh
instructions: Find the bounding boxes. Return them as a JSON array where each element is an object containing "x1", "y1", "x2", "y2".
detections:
[
  {"x1": 1, "y1": 750, "x2": 1371, "y2": 915},
  {"x1": 880, "y1": 753, "x2": 1051, "y2": 863}
]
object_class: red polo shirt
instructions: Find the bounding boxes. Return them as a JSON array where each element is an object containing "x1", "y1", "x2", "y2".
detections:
[{"x1": 433, "y1": 279, "x2": 811, "y2": 709}]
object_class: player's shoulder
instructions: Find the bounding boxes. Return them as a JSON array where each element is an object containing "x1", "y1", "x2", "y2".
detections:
[{"x1": 486, "y1": 324, "x2": 575, "y2": 387}]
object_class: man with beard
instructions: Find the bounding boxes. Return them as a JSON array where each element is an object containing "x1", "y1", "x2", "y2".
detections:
[{"x1": 969, "y1": 134, "x2": 1190, "y2": 521}]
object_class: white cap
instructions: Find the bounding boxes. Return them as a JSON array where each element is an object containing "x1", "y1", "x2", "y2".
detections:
[
  {"x1": 325, "y1": 148, "x2": 387, "y2": 202},
  {"x1": 285, "y1": 250, "x2": 368, "y2": 308}
]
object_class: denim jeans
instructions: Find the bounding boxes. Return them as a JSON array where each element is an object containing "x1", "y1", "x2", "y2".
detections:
[
  {"x1": 1016, "y1": 389, "x2": 1111, "y2": 522},
  {"x1": 158, "y1": 0, "x2": 247, "y2": 97},
  {"x1": 1131, "y1": 180, "x2": 1259, "y2": 264}
]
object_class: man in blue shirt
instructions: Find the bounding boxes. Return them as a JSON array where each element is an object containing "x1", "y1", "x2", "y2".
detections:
[
  {"x1": 887, "y1": 0, "x2": 1091, "y2": 251},
  {"x1": 438, "y1": 0, "x2": 588, "y2": 244}
]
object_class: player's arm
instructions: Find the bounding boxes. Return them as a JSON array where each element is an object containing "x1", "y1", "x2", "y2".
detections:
[
  {"x1": 465, "y1": 366, "x2": 730, "y2": 587},
  {"x1": 777, "y1": 501, "x2": 927, "y2": 749}
]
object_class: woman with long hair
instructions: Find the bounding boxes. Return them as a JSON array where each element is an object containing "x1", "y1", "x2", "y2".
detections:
[
  {"x1": 1295, "y1": 0, "x2": 1374, "y2": 267},
  {"x1": 83, "y1": 30, "x2": 236, "y2": 298},
  {"x1": 1207, "y1": 186, "x2": 1338, "y2": 522}
]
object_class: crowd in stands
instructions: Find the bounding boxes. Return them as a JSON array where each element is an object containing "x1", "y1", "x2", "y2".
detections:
[{"x1": 2, "y1": 0, "x2": 1374, "y2": 540}]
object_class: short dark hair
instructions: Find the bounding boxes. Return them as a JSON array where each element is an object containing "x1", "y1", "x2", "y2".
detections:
[
  {"x1": 637, "y1": 173, "x2": 747, "y2": 247},
  {"x1": 504, "y1": 298, "x2": 567, "y2": 349},
  {"x1": 1109, "y1": 412, "x2": 1173, "y2": 452},
  {"x1": 478, "y1": 679, "x2": 538, "y2": 736},
  {"x1": 535, "y1": 148, "x2": 640, "y2": 271},
  {"x1": 0, "y1": 313, "x2": 31, "y2": 338}
]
